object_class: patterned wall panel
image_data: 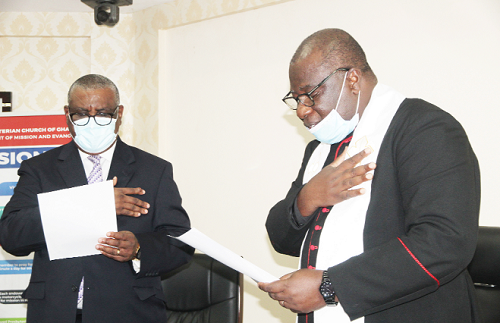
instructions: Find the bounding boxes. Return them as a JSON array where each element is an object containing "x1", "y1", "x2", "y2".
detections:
[
  {"x1": 0, "y1": 12, "x2": 92, "y2": 115},
  {"x1": 0, "y1": 36, "x2": 91, "y2": 113},
  {"x1": 0, "y1": 12, "x2": 92, "y2": 36}
]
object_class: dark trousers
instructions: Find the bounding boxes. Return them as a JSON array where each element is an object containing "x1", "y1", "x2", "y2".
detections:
[{"x1": 76, "y1": 309, "x2": 82, "y2": 323}]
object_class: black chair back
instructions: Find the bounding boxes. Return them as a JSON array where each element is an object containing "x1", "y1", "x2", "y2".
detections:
[
  {"x1": 468, "y1": 226, "x2": 500, "y2": 323},
  {"x1": 161, "y1": 253, "x2": 243, "y2": 323}
]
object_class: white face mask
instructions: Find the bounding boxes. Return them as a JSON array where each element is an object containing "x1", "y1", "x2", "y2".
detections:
[
  {"x1": 308, "y1": 72, "x2": 360, "y2": 144},
  {"x1": 70, "y1": 117, "x2": 118, "y2": 154}
]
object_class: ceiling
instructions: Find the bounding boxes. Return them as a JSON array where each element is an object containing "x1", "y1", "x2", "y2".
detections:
[{"x1": 0, "y1": 0, "x2": 175, "y2": 13}]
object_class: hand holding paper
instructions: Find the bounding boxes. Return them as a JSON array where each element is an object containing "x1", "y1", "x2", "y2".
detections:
[
  {"x1": 258, "y1": 269, "x2": 326, "y2": 313},
  {"x1": 96, "y1": 230, "x2": 139, "y2": 262},
  {"x1": 37, "y1": 180, "x2": 117, "y2": 261}
]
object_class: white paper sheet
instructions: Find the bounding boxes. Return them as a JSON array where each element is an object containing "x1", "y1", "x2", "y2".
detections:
[
  {"x1": 172, "y1": 228, "x2": 278, "y2": 283},
  {"x1": 37, "y1": 180, "x2": 117, "y2": 261}
]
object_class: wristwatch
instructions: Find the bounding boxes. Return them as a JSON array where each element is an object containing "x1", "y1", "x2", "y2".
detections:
[
  {"x1": 133, "y1": 245, "x2": 141, "y2": 260},
  {"x1": 319, "y1": 270, "x2": 338, "y2": 306}
]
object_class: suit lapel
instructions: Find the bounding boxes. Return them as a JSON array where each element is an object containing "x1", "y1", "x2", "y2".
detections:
[
  {"x1": 57, "y1": 141, "x2": 88, "y2": 188},
  {"x1": 108, "y1": 137, "x2": 136, "y2": 187}
]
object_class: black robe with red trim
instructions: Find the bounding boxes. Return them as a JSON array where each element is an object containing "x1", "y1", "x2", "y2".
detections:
[{"x1": 266, "y1": 98, "x2": 481, "y2": 322}]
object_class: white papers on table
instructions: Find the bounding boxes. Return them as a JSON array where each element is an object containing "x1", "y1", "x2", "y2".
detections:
[
  {"x1": 37, "y1": 180, "x2": 117, "y2": 261},
  {"x1": 173, "y1": 228, "x2": 278, "y2": 283}
]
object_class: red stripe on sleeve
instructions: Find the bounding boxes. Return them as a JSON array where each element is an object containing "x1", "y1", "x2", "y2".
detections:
[{"x1": 397, "y1": 237, "x2": 440, "y2": 287}]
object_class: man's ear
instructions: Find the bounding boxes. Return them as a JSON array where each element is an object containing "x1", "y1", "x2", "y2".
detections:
[
  {"x1": 348, "y1": 69, "x2": 362, "y2": 94},
  {"x1": 117, "y1": 105, "x2": 124, "y2": 118},
  {"x1": 115, "y1": 105, "x2": 124, "y2": 134}
]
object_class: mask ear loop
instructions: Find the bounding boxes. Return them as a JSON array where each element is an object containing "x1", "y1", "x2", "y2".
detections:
[
  {"x1": 346, "y1": 91, "x2": 361, "y2": 122},
  {"x1": 67, "y1": 112, "x2": 77, "y2": 127},
  {"x1": 355, "y1": 91, "x2": 361, "y2": 115},
  {"x1": 66, "y1": 112, "x2": 77, "y2": 141},
  {"x1": 334, "y1": 71, "x2": 348, "y2": 112}
]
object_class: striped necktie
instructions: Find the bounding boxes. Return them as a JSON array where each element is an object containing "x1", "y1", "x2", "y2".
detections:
[
  {"x1": 87, "y1": 155, "x2": 103, "y2": 184},
  {"x1": 78, "y1": 154, "x2": 103, "y2": 310}
]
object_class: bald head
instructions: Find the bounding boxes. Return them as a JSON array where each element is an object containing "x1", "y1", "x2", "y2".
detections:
[{"x1": 291, "y1": 29, "x2": 375, "y2": 80}]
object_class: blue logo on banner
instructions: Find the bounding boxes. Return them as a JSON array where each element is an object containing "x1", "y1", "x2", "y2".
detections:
[
  {"x1": 0, "y1": 182, "x2": 17, "y2": 196},
  {"x1": 0, "y1": 260, "x2": 32, "y2": 275},
  {"x1": 0, "y1": 147, "x2": 54, "y2": 168}
]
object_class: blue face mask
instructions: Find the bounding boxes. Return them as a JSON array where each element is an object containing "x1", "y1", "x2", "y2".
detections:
[
  {"x1": 308, "y1": 73, "x2": 360, "y2": 144},
  {"x1": 70, "y1": 117, "x2": 118, "y2": 154}
]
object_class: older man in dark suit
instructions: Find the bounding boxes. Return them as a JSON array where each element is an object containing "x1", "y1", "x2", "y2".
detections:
[{"x1": 0, "y1": 74, "x2": 194, "y2": 322}]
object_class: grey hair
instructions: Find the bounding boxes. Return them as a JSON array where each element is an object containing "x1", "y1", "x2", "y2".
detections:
[{"x1": 68, "y1": 74, "x2": 120, "y2": 105}]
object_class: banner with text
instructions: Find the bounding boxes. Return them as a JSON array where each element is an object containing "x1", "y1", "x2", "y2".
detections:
[{"x1": 0, "y1": 114, "x2": 71, "y2": 322}]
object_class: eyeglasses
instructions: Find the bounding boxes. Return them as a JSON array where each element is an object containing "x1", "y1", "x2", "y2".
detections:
[
  {"x1": 69, "y1": 107, "x2": 119, "y2": 126},
  {"x1": 282, "y1": 68, "x2": 349, "y2": 110}
]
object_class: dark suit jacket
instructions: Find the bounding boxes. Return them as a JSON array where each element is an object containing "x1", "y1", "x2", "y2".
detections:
[
  {"x1": 266, "y1": 99, "x2": 481, "y2": 322},
  {"x1": 0, "y1": 137, "x2": 194, "y2": 323}
]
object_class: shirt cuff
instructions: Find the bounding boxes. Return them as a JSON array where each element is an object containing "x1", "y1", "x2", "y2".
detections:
[
  {"x1": 292, "y1": 198, "x2": 311, "y2": 227},
  {"x1": 132, "y1": 258, "x2": 141, "y2": 273}
]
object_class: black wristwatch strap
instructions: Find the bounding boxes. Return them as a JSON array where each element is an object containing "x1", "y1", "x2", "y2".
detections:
[{"x1": 319, "y1": 270, "x2": 338, "y2": 306}]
